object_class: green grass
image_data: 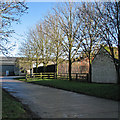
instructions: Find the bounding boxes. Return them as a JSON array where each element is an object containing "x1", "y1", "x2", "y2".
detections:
[
  {"x1": 15, "y1": 78, "x2": 120, "y2": 101},
  {"x1": 2, "y1": 89, "x2": 30, "y2": 119}
]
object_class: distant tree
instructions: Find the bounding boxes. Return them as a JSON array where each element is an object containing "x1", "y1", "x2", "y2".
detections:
[
  {"x1": 18, "y1": 40, "x2": 34, "y2": 77},
  {"x1": 76, "y1": 1, "x2": 119, "y2": 83},
  {"x1": 77, "y1": 2, "x2": 101, "y2": 82},
  {"x1": 27, "y1": 27, "x2": 42, "y2": 73},
  {"x1": 18, "y1": 21, "x2": 53, "y2": 74},
  {"x1": 36, "y1": 22, "x2": 52, "y2": 72},
  {"x1": 15, "y1": 57, "x2": 30, "y2": 75},
  {"x1": 95, "y1": 2, "x2": 119, "y2": 60},
  {"x1": 91, "y1": 1, "x2": 120, "y2": 83},
  {"x1": 0, "y1": 0, "x2": 28, "y2": 55},
  {"x1": 53, "y1": 2, "x2": 84, "y2": 80},
  {"x1": 44, "y1": 14, "x2": 66, "y2": 77}
]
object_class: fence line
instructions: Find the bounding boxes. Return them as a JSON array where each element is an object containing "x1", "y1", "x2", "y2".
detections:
[
  {"x1": 58, "y1": 73, "x2": 88, "y2": 81},
  {"x1": 26, "y1": 72, "x2": 56, "y2": 80},
  {"x1": 26, "y1": 72, "x2": 88, "y2": 81}
]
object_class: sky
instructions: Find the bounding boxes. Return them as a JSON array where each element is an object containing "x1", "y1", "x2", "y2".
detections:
[
  {"x1": 4, "y1": 2, "x2": 57, "y2": 57},
  {"x1": 2, "y1": 0, "x2": 113, "y2": 57}
]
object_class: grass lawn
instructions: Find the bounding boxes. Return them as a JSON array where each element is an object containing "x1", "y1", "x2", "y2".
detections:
[
  {"x1": 2, "y1": 89, "x2": 33, "y2": 119},
  {"x1": 15, "y1": 77, "x2": 120, "y2": 101}
]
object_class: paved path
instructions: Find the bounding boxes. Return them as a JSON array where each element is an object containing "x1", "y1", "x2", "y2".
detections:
[{"x1": 1, "y1": 76, "x2": 119, "y2": 118}]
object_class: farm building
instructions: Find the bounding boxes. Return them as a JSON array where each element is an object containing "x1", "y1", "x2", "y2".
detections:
[
  {"x1": 32, "y1": 58, "x2": 89, "y2": 81},
  {"x1": 0, "y1": 55, "x2": 89, "y2": 77},
  {"x1": 33, "y1": 58, "x2": 89, "y2": 74},
  {"x1": 0, "y1": 57, "x2": 25, "y2": 76},
  {"x1": 58, "y1": 58, "x2": 89, "y2": 74},
  {"x1": 92, "y1": 47, "x2": 118, "y2": 83}
]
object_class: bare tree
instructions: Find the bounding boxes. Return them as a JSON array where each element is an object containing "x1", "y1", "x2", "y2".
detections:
[
  {"x1": 18, "y1": 39, "x2": 34, "y2": 77},
  {"x1": 36, "y1": 22, "x2": 52, "y2": 72},
  {"x1": 15, "y1": 57, "x2": 30, "y2": 75},
  {"x1": 0, "y1": 0, "x2": 28, "y2": 55},
  {"x1": 18, "y1": 21, "x2": 53, "y2": 74},
  {"x1": 28, "y1": 27, "x2": 42, "y2": 73},
  {"x1": 53, "y1": 2, "x2": 84, "y2": 80},
  {"x1": 77, "y1": 2, "x2": 102, "y2": 82},
  {"x1": 78, "y1": 1, "x2": 120, "y2": 83},
  {"x1": 44, "y1": 14, "x2": 67, "y2": 77},
  {"x1": 92, "y1": 1, "x2": 120, "y2": 83}
]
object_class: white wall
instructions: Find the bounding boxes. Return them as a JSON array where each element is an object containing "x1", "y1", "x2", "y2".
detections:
[{"x1": 92, "y1": 48, "x2": 117, "y2": 83}]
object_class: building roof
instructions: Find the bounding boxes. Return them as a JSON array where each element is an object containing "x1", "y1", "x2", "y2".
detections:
[
  {"x1": 0, "y1": 57, "x2": 17, "y2": 66},
  {"x1": 92, "y1": 46, "x2": 119, "y2": 65}
]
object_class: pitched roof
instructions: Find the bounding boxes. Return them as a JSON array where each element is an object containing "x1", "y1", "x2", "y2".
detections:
[
  {"x1": 0, "y1": 57, "x2": 17, "y2": 65},
  {"x1": 104, "y1": 46, "x2": 118, "y2": 59},
  {"x1": 92, "y1": 46, "x2": 119, "y2": 64}
]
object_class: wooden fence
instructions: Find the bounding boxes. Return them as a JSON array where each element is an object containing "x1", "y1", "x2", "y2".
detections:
[
  {"x1": 26, "y1": 72, "x2": 88, "y2": 82},
  {"x1": 57, "y1": 73, "x2": 88, "y2": 81},
  {"x1": 26, "y1": 72, "x2": 56, "y2": 80}
]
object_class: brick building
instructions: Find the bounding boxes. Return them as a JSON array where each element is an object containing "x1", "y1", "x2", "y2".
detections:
[{"x1": 58, "y1": 58, "x2": 89, "y2": 74}]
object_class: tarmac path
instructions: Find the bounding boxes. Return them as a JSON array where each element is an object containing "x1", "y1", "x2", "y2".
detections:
[{"x1": 1, "y1": 76, "x2": 119, "y2": 118}]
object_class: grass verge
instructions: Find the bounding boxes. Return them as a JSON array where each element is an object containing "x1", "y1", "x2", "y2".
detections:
[
  {"x1": 15, "y1": 78, "x2": 120, "y2": 101},
  {"x1": 2, "y1": 89, "x2": 35, "y2": 119}
]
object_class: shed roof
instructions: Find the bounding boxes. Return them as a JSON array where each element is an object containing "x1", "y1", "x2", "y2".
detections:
[
  {"x1": 0, "y1": 57, "x2": 17, "y2": 66},
  {"x1": 92, "y1": 46, "x2": 119, "y2": 65}
]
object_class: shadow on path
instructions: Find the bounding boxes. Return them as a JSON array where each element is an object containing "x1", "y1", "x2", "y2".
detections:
[{"x1": 1, "y1": 76, "x2": 119, "y2": 118}]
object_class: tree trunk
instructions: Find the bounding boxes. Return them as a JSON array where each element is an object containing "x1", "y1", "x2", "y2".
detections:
[
  {"x1": 88, "y1": 52, "x2": 92, "y2": 83},
  {"x1": 30, "y1": 68, "x2": 32, "y2": 78},
  {"x1": 89, "y1": 63, "x2": 92, "y2": 83},
  {"x1": 68, "y1": 36, "x2": 72, "y2": 81},
  {"x1": 69, "y1": 56, "x2": 72, "y2": 81},
  {"x1": 117, "y1": 30, "x2": 120, "y2": 84},
  {"x1": 56, "y1": 50, "x2": 59, "y2": 79},
  {"x1": 25, "y1": 71, "x2": 27, "y2": 82},
  {"x1": 43, "y1": 63, "x2": 46, "y2": 73},
  {"x1": 56, "y1": 63, "x2": 58, "y2": 79},
  {"x1": 117, "y1": 1, "x2": 120, "y2": 84},
  {"x1": 36, "y1": 61, "x2": 38, "y2": 73}
]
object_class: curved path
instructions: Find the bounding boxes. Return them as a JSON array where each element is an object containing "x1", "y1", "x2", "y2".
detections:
[{"x1": 1, "y1": 76, "x2": 119, "y2": 118}]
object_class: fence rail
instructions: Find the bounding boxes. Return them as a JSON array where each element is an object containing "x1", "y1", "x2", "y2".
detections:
[
  {"x1": 26, "y1": 72, "x2": 88, "y2": 82},
  {"x1": 58, "y1": 73, "x2": 88, "y2": 81},
  {"x1": 26, "y1": 72, "x2": 56, "y2": 80}
]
